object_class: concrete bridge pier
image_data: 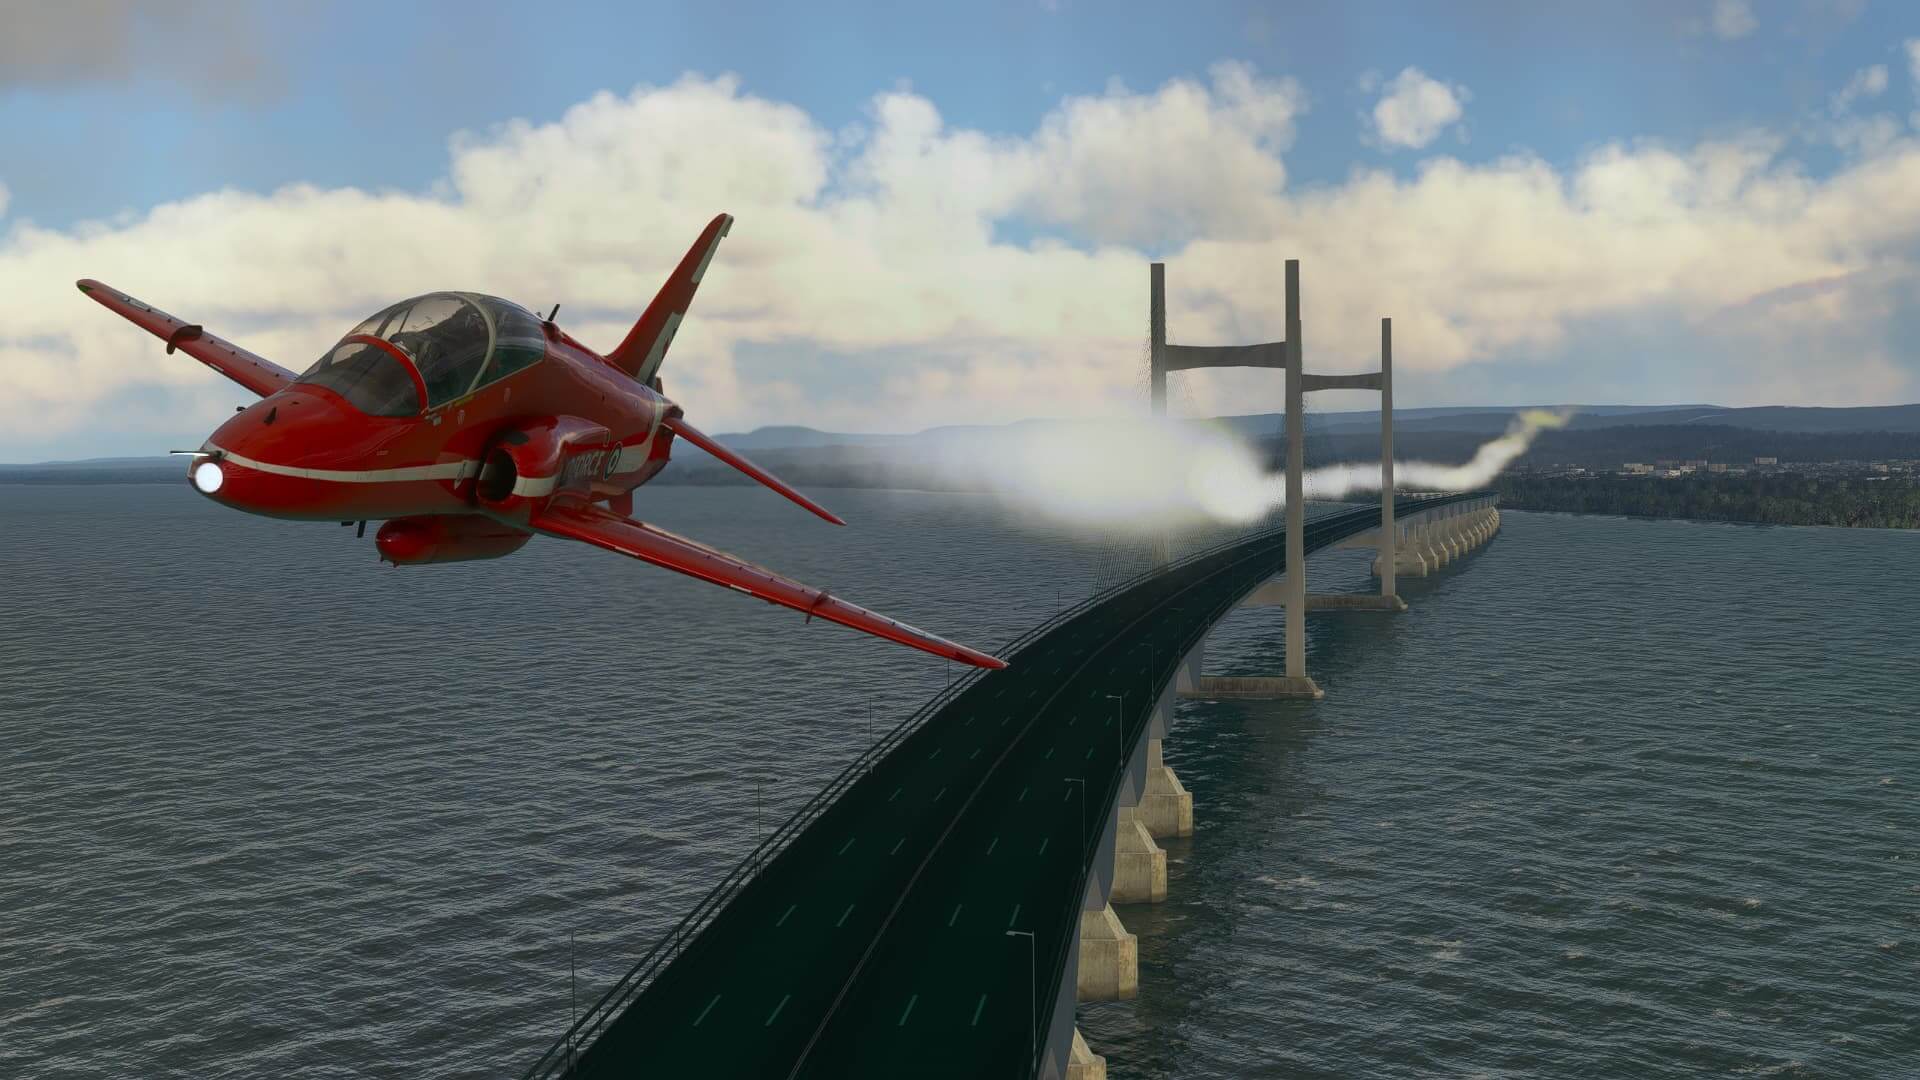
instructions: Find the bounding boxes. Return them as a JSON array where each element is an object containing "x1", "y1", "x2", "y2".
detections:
[
  {"x1": 1076, "y1": 810, "x2": 1139, "y2": 1003},
  {"x1": 1110, "y1": 728, "x2": 1168, "y2": 903},
  {"x1": 1416, "y1": 498, "x2": 1500, "y2": 564},
  {"x1": 1371, "y1": 522, "x2": 1429, "y2": 578},
  {"x1": 1111, "y1": 805, "x2": 1166, "y2": 903},
  {"x1": 1113, "y1": 714, "x2": 1167, "y2": 899},
  {"x1": 1141, "y1": 683, "x2": 1194, "y2": 839},
  {"x1": 1175, "y1": 611, "x2": 1322, "y2": 701},
  {"x1": 1424, "y1": 521, "x2": 1452, "y2": 567},
  {"x1": 1363, "y1": 498, "x2": 1500, "y2": 577},
  {"x1": 1067, "y1": 1028, "x2": 1107, "y2": 1080},
  {"x1": 1442, "y1": 508, "x2": 1468, "y2": 559}
]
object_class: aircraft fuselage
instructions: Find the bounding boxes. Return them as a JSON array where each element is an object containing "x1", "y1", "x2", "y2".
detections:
[{"x1": 195, "y1": 320, "x2": 672, "y2": 523}]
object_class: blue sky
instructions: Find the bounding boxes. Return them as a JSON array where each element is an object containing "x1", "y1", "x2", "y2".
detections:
[
  {"x1": 3, "y1": 0, "x2": 1919, "y2": 460},
  {"x1": 3, "y1": 0, "x2": 1907, "y2": 230}
]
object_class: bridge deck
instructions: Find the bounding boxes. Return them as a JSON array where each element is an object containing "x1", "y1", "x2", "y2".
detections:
[{"x1": 538, "y1": 493, "x2": 1486, "y2": 1079}]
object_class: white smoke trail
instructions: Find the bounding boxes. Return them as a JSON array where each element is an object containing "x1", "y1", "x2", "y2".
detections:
[
  {"x1": 1301, "y1": 406, "x2": 1576, "y2": 501},
  {"x1": 940, "y1": 408, "x2": 1573, "y2": 531}
]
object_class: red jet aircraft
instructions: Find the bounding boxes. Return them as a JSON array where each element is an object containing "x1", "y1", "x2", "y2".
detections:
[{"x1": 80, "y1": 213, "x2": 1007, "y2": 669}]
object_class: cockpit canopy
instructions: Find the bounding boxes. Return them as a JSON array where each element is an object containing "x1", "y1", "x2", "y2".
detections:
[{"x1": 294, "y1": 292, "x2": 548, "y2": 417}]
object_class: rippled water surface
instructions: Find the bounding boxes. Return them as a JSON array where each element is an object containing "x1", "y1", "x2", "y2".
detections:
[{"x1": 3, "y1": 485, "x2": 1916, "y2": 1078}]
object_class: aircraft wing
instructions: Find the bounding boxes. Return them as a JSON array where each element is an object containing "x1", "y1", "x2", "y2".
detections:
[
  {"x1": 662, "y1": 415, "x2": 845, "y2": 526},
  {"x1": 532, "y1": 502, "x2": 1008, "y2": 669},
  {"x1": 76, "y1": 279, "x2": 296, "y2": 398}
]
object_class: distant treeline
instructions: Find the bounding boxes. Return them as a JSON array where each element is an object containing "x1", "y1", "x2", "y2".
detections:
[
  {"x1": 1494, "y1": 474, "x2": 1920, "y2": 529},
  {"x1": 1265, "y1": 425, "x2": 1920, "y2": 470}
]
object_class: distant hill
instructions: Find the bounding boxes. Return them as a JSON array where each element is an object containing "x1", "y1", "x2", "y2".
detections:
[{"x1": 712, "y1": 403, "x2": 1920, "y2": 450}]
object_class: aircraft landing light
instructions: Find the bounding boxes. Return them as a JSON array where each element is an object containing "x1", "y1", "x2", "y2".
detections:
[{"x1": 192, "y1": 460, "x2": 224, "y2": 493}]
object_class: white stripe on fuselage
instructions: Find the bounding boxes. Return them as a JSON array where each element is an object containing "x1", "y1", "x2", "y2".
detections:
[
  {"x1": 209, "y1": 427, "x2": 660, "y2": 496},
  {"x1": 208, "y1": 444, "x2": 478, "y2": 484}
]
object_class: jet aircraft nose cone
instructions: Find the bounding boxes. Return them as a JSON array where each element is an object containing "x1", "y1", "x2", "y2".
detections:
[
  {"x1": 195, "y1": 389, "x2": 380, "y2": 518},
  {"x1": 208, "y1": 389, "x2": 354, "y2": 469}
]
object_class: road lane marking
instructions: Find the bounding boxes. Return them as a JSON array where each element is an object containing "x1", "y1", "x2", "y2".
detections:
[
  {"x1": 838, "y1": 837, "x2": 855, "y2": 855},
  {"x1": 1038, "y1": 837, "x2": 1050, "y2": 855},
  {"x1": 929, "y1": 748, "x2": 942, "y2": 761},
  {"x1": 890, "y1": 838, "x2": 903, "y2": 855},
  {"x1": 1008, "y1": 903, "x2": 1021, "y2": 927},
  {"x1": 949, "y1": 904, "x2": 963, "y2": 927},
  {"x1": 898, "y1": 995, "x2": 918, "y2": 1026},
  {"x1": 837, "y1": 904, "x2": 855, "y2": 927},
  {"x1": 889, "y1": 787, "x2": 902, "y2": 802},
  {"x1": 969, "y1": 748, "x2": 981, "y2": 760},
  {"x1": 1061, "y1": 787, "x2": 1073, "y2": 802},
  {"x1": 971, "y1": 994, "x2": 987, "y2": 1026},
  {"x1": 1018, "y1": 786, "x2": 1028, "y2": 802},
  {"x1": 693, "y1": 994, "x2": 720, "y2": 1026},
  {"x1": 1044, "y1": 748, "x2": 1054, "y2": 760},
  {"x1": 765, "y1": 994, "x2": 790, "y2": 1026},
  {"x1": 934, "y1": 787, "x2": 947, "y2": 801},
  {"x1": 776, "y1": 904, "x2": 796, "y2": 927},
  {"x1": 987, "y1": 837, "x2": 999, "y2": 855}
]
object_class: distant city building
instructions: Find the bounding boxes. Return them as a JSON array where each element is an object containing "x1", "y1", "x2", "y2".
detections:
[
  {"x1": 1754, "y1": 456, "x2": 1778, "y2": 465},
  {"x1": 1623, "y1": 463, "x2": 1652, "y2": 475},
  {"x1": 1708, "y1": 463, "x2": 1728, "y2": 473},
  {"x1": 1685, "y1": 458, "x2": 1709, "y2": 467}
]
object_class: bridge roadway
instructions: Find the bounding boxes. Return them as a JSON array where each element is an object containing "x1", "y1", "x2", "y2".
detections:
[{"x1": 529, "y1": 492, "x2": 1488, "y2": 1079}]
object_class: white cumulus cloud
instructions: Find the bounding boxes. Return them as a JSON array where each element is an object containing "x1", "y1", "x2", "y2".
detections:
[
  {"x1": 4, "y1": 61, "x2": 1920, "y2": 462},
  {"x1": 1368, "y1": 67, "x2": 1469, "y2": 151}
]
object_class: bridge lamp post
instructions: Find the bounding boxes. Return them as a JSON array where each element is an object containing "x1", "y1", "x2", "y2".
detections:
[
  {"x1": 1104, "y1": 692, "x2": 1126, "y2": 763},
  {"x1": 1005, "y1": 929, "x2": 1035, "y2": 1077}
]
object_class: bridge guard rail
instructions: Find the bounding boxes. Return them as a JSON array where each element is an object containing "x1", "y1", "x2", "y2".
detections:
[
  {"x1": 522, "y1": 491, "x2": 1491, "y2": 1080},
  {"x1": 1023, "y1": 491, "x2": 1489, "y2": 1076}
]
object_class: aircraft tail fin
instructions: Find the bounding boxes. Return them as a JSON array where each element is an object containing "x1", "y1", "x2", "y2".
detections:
[{"x1": 605, "y1": 212, "x2": 733, "y2": 383}]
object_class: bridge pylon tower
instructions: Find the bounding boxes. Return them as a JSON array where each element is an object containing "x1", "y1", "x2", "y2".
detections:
[{"x1": 1151, "y1": 259, "x2": 1403, "y2": 700}]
